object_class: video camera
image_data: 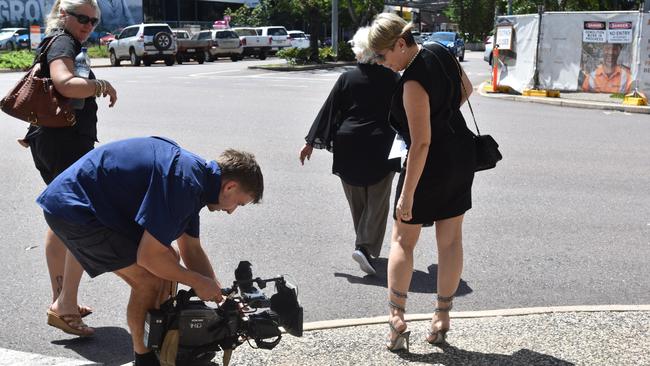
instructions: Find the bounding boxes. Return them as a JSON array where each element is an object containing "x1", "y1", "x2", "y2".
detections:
[{"x1": 144, "y1": 261, "x2": 303, "y2": 366}]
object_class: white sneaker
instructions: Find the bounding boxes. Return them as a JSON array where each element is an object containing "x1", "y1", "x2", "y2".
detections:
[{"x1": 352, "y1": 249, "x2": 376, "y2": 275}]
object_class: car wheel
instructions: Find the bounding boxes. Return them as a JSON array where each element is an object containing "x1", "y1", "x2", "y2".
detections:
[
  {"x1": 259, "y1": 51, "x2": 267, "y2": 60},
  {"x1": 230, "y1": 56, "x2": 239, "y2": 62},
  {"x1": 130, "y1": 49, "x2": 141, "y2": 66},
  {"x1": 7, "y1": 42, "x2": 14, "y2": 51},
  {"x1": 165, "y1": 57, "x2": 174, "y2": 66},
  {"x1": 110, "y1": 50, "x2": 120, "y2": 66},
  {"x1": 197, "y1": 53, "x2": 205, "y2": 64},
  {"x1": 143, "y1": 57, "x2": 152, "y2": 66},
  {"x1": 176, "y1": 54, "x2": 183, "y2": 64},
  {"x1": 459, "y1": 49, "x2": 465, "y2": 62}
]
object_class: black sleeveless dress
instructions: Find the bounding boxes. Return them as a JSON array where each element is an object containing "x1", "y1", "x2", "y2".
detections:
[{"x1": 390, "y1": 43, "x2": 476, "y2": 226}]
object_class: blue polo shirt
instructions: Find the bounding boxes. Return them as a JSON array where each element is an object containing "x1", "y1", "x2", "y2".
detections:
[{"x1": 36, "y1": 136, "x2": 221, "y2": 246}]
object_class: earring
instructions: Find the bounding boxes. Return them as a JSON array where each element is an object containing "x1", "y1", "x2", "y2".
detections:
[{"x1": 401, "y1": 50, "x2": 405, "y2": 53}]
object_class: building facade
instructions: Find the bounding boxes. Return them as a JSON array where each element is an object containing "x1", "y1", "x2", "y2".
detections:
[{"x1": 0, "y1": 0, "x2": 252, "y2": 32}]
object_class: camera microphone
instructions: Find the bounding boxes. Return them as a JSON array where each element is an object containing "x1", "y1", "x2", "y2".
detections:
[
  {"x1": 235, "y1": 261, "x2": 268, "y2": 307},
  {"x1": 235, "y1": 261, "x2": 254, "y2": 291}
]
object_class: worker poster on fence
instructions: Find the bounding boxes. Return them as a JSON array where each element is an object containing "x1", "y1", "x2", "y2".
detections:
[{"x1": 580, "y1": 20, "x2": 633, "y2": 94}]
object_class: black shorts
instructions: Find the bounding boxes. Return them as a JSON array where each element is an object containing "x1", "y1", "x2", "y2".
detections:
[
  {"x1": 44, "y1": 212, "x2": 138, "y2": 278},
  {"x1": 29, "y1": 131, "x2": 94, "y2": 184}
]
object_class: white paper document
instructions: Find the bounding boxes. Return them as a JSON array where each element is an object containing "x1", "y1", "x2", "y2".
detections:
[{"x1": 388, "y1": 135, "x2": 408, "y2": 160}]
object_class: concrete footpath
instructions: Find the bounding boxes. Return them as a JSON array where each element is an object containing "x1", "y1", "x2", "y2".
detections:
[
  {"x1": 222, "y1": 305, "x2": 650, "y2": 366},
  {"x1": 477, "y1": 82, "x2": 650, "y2": 114}
]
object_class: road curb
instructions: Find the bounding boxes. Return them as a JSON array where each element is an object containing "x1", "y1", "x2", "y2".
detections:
[
  {"x1": 303, "y1": 304, "x2": 650, "y2": 331},
  {"x1": 248, "y1": 61, "x2": 355, "y2": 72},
  {"x1": 478, "y1": 82, "x2": 650, "y2": 114}
]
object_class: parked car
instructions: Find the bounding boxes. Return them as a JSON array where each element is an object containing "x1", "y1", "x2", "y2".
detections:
[
  {"x1": 100, "y1": 30, "x2": 120, "y2": 46},
  {"x1": 87, "y1": 30, "x2": 110, "y2": 45},
  {"x1": 255, "y1": 26, "x2": 291, "y2": 54},
  {"x1": 0, "y1": 28, "x2": 28, "y2": 51},
  {"x1": 195, "y1": 29, "x2": 243, "y2": 62},
  {"x1": 423, "y1": 31, "x2": 465, "y2": 61},
  {"x1": 172, "y1": 29, "x2": 210, "y2": 64},
  {"x1": 17, "y1": 33, "x2": 30, "y2": 49},
  {"x1": 232, "y1": 27, "x2": 271, "y2": 59},
  {"x1": 287, "y1": 30, "x2": 309, "y2": 49},
  {"x1": 108, "y1": 23, "x2": 177, "y2": 67},
  {"x1": 484, "y1": 35, "x2": 494, "y2": 65}
]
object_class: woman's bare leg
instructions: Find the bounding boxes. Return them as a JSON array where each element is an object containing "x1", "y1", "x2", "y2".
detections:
[{"x1": 428, "y1": 214, "x2": 464, "y2": 341}]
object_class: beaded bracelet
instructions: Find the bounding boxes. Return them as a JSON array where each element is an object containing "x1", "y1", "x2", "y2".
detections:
[{"x1": 94, "y1": 80, "x2": 102, "y2": 97}]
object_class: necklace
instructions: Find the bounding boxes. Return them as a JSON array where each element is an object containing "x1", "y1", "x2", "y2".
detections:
[{"x1": 404, "y1": 46, "x2": 421, "y2": 71}]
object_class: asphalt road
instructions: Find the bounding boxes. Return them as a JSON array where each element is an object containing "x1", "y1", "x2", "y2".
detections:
[{"x1": 0, "y1": 51, "x2": 648, "y2": 364}]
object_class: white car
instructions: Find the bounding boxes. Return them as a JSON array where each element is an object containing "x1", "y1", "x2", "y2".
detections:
[
  {"x1": 0, "y1": 27, "x2": 28, "y2": 51},
  {"x1": 287, "y1": 30, "x2": 309, "y2": 49},
  {"x1": 109, "y1": 23, "x2": 177, "y2": 66},
  {"x1": 256, "y1": 26, "x2": 291, "y2": 53}
]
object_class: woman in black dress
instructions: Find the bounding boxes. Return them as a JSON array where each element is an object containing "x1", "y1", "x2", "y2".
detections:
[
  {"x1": 369, "y1": 13, "x2": 475, "y2": 351},
  {"x1": 299, "y1": 27, "x2": 400, "y2": 275}
]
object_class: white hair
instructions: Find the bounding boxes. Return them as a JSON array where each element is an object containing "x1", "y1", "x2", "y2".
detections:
[
  {"x1": 351, "y1": 26, "x2": 375, "y2": 64},
  {"x1": 45, "y1": 0, "x2": 101, "y2": 34}
]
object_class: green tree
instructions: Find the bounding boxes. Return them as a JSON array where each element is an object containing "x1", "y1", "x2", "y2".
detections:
[
  {"x1": 224, "y1": 5, "x2": 262, "y2": 27},
  {"x1": 446, "y1": 0, "x2": 496, "y2": 41},
  {"x1": 343, "y1": 0, "x2": 384, "y2": 27},
  {"x1": 291, "y1": 0, "x2": 330, "y2": 62},
  {"x1": 495, "y1": 0, "x2": 639, "y2": 14}
]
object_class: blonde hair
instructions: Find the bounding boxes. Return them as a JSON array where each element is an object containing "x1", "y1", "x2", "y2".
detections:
[
  {"x1": 368, "y1": 12, "x2": 415, "y2": 51},
  {"x1": 351, "y1": 27, "x2": 375, "y2": 64},
  {"x1": 45, "y1": 0, "x2": 101, "y2": 34}
]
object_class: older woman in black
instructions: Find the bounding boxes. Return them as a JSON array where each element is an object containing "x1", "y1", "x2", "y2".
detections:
[
  {"x1": 20, "y1": 0, "x2": 117, "y2": 337},
  {"x1": 299, "y1": 27, "x2": 400, "y2": 275},
  {"x1": 369, "y1": 13, "x2": 475, "y2": 351}
]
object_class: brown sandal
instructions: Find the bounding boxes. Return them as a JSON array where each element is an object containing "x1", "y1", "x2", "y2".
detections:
[{"x1": 47, "y1": 309, "x2": 95, "y2": 337}]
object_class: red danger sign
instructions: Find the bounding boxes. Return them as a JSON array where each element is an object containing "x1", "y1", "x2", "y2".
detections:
[
  {"x1": 608, "y1": 22, "x2": 632, "y2": 29},
  {"x1": 584, "y1": 21, "x2": 606, "y2": 30}
]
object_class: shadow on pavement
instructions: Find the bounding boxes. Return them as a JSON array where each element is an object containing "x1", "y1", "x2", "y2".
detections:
[
  {"x1": 334, "y1": 261, "x2": 473, "y2": 296},
  {"x1": 398, "y1": 345, "x2": 575, "y2": 365},
  {"x1": 51, "y1": 326, "x2": 133, "y2": 366}
]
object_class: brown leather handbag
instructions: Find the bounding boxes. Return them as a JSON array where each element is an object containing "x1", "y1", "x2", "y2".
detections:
[{"x1": 0, "y1": 34, "x2": 76, "y2": 127}]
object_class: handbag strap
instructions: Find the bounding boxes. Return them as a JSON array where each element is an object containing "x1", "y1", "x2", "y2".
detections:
[
  {"x1": 33, "y1": 33, "x2": 68, "y2": 70},
  {"x1": 450, "y1": 54, "x2": 481, "y2": 136},
  {"x1": 426, "y1": 44, "x2": 480, "y2": 136}
]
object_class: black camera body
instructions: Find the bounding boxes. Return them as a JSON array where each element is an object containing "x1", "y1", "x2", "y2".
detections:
[{"x1": 144, "y1": 261, "x2": 303, "y2": 365}]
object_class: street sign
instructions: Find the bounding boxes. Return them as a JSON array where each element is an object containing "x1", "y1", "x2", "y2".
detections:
[{"x1": 29, "y1": 25, "x2": 41, "y2": 50}]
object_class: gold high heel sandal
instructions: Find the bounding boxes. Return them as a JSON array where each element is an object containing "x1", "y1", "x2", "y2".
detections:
[
  {"x1": 427, "y1": 294, "x2": 453, "y2": 344},
  {"x1": 386, "y1": 289, "x2": 410, "y2": 352}
]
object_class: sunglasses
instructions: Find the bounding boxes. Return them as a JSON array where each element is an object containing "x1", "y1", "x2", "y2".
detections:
[
  {"x1": 67, "y1": 11, "x2": 99, "y2": 26},
  {"x1": 373, "y1": 52, "x2": 387, "y2": 62}
]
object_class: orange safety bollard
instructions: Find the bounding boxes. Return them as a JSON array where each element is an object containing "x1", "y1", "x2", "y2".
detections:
[{"x1": 492, "y1": 45, "x2": 499, "y2": 92}]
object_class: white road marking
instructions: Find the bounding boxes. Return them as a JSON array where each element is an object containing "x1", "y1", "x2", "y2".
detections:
[{"x1": 0, "y1": 348, "x2": 99, "y2": 366}]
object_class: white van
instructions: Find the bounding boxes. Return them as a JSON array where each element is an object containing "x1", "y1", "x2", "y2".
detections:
[{"x1": 255, "y1": 26, "x2": 291, "y2": 53}]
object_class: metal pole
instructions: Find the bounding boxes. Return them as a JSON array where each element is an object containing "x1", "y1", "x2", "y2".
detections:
[
  {"x1": 508, "y1": 0, "x2": 512, "y2": 15},
  {"x1": 533, "y1": 5, "x2": 544, "y2": 89},
  {"x1": 177, "y1": 0, "x2": 181, "y2": 28},
  {"x1": 332, "y1": 0, "x2": 339, "y2": 56}
]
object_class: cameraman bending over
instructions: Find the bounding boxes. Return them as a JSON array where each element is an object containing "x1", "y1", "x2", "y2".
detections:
[{"x1": 36, "y1": 137, "x2": 263, "y2": 366}]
